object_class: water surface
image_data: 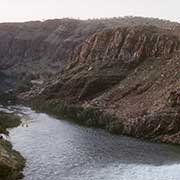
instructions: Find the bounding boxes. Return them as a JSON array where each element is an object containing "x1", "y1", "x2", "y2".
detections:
[{"x1": 6, "y1": 106, "x2": 180, "y2": 180}]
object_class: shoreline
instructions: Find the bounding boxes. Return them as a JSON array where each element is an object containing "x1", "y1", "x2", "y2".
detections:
[
  {"x1": 0, "y1": 111, "x2": 25, "y2": 180},
  {"x1": 31, "y1": 98, "x2": 180, "y2": 145}
]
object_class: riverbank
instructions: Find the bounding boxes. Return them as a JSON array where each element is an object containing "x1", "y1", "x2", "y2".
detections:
[
  {"x1": 31, "y1": 97, "x2": 180, "y2": 145},
  {"x1": 8, "y1": 106, "x2": 180, "y2": 180},
  {"x1": 0, "y1": 111, "x2": 25, "y2": 180},
  {"x1": 31, "y1": 98, "x2": 117, "y2": 129}
]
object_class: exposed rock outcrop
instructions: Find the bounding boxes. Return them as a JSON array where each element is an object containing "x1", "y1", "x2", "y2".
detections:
[
  {"x1": 39, "y1": 26, "x2": 179, "y2": 103},
  {"x1": 0, "y1": 17, "x2": 180, "y2": 92},
  {"x1": 29, "y1": 25, "x2": 180, "y2": 144}
]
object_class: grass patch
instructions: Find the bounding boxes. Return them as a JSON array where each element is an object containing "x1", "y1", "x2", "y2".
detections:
[{"x1": 0, "y1": 112, "x2": 21, "y2": 135}]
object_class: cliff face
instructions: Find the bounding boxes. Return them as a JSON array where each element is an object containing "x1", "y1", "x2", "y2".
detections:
[
  {"x1": 33, "y1": 25, "x2": 180, "y2": 144},
  {"x1": 0, "y1": 19, "x2": 106, "y2": 81},
  {"x1": 0, "y1": 17, "x2": 180, "y2": 92},
  {"x1": 41, "y1": 26, "x2": 179, "y2": 102}
]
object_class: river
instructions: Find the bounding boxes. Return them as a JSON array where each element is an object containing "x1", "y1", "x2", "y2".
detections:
[{"x1": 4, "y1": 106, "x2": 180, "y2": 180}]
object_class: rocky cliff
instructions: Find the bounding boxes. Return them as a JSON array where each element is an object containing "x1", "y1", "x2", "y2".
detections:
[
  {"x1": 0, "y1": 17, "x2": 180, "y2": 91},
  {"x1": 0, "y1": 17, "x2": 180, "y2": 144},
  {"x1": 0, "y1": 19, "x2": 105, "y2": 82},
  {"x1": 29, "y1": 25, "x2": 180, "y2": 144},
  {"x1": 42, "y1": 26, "x2": 178, "y2": 102}
]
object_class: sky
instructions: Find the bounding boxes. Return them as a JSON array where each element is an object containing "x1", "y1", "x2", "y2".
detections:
[{"x1": 0, "y1": 0, "x2": 179, "y2": 23}]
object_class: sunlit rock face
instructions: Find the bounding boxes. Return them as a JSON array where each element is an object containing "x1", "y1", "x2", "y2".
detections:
[
  {"x1": 30, "y1": 24, "x2": 180, "y2": 144},
  {"x1": 40, "y1": 26, "x2": 179, "y2": 103}
]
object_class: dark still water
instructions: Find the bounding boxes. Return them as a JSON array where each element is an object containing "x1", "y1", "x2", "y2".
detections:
[{"x1": 6, "y1": 106, "x2": 180, "y2": 180}]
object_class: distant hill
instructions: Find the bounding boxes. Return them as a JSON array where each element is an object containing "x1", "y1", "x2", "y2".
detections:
[{"x1": 0, "y1": 17, "x2": 179, "y2": 90}]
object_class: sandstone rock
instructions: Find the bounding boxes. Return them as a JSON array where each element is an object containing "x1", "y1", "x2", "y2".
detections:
[
  {"x1": 1, "y1": 17, "x2": 180, "y2": 93},
  {"x1": 32, "y1": 24, "x2": 180, "y2": 144}
]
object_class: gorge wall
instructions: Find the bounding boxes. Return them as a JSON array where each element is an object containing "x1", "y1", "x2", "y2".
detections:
[
  {"x1": 0, "y1": 17, "x2": 180, "y2": 91},
  {"x1": 0, "y1": 17, "x2": 180, "y2": 144},
  {"x1": 30, "y1": 24, "x2": 180, "y2": 144}
]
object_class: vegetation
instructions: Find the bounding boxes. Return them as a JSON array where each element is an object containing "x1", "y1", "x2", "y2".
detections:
[
  {"x1": 0, "y1": 91, "x2": 16, "y2": 105},
  {"x1": 0, "y1": 112, "x2": 21, "y2": 135},
  {"x1": 31, "y1": 97, "x2": 121, "y2": 132},
  {"x1": 0, "y1": 111, "x2": 25, "y2": 180},
  {"x1": 0, "y1": 140, "x2": 25, "y2": 180}
]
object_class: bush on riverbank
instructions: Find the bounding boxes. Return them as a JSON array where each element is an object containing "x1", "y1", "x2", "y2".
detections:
[
  {"x1": 0, "y1": 112, "x2": 21, "y2": 135},
  {"x1": 0, "y1": 91, "x2": 16, "y2": 105},
  {"x1": 31, "y1": 97, "x2": 123, "y2": 133}
]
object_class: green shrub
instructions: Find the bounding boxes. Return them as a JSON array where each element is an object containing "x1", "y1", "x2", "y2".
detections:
[{"x1": 31, "y1": 97, "x2": 121, "y2": 132}]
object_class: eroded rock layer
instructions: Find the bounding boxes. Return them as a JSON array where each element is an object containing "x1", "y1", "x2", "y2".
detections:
[
  {"x1": 0, "y1": 17, "x2": 180, "y2": 91},
  {"x1": 30, "y1": 25, "x2": 180, "y2": 144}
]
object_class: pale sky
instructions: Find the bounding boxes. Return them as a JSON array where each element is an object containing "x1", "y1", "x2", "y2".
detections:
[{"x1": 0, "y1": 0, "x2": 179, "y2": 23}]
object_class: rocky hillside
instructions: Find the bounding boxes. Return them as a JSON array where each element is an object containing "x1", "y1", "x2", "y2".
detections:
[
  {"x1": 0, "y1": 17, "x2": 180, "y2": 144},
  {"x1": 29, "y1": 25, "x2": 180, "y2": 144},
  {"x1": 41, "y1": 26, "x2": 179, "y2": 102},
  {"x1": 0, "y1": 19, "x2": 104, "y2": 80},
  {"x1": 0, "y1": 17, "x2": 180, "y2": 92}
]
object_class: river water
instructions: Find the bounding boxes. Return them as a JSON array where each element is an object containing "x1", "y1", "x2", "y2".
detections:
[{"x1": 4, "y1": 106, "x2": 180, "y2": 180}]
